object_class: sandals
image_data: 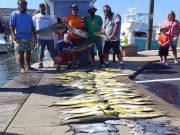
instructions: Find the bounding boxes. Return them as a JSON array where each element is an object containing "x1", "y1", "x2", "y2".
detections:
[{"x1": 20, "y1": 68, "x2": 26, "y2": 74}]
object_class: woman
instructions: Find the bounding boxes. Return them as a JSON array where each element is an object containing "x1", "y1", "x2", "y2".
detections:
[{"x1": 161, "y1": 11, "x2": 180, "y2": 64}]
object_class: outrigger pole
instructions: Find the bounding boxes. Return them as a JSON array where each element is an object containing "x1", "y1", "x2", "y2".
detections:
[{"x1": 146, "y1": 0, "x2": 154, "y2": 50}]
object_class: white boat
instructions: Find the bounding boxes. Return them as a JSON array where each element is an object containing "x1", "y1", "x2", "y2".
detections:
[
  {"x1": 0, "y1": 33, "x2": 9, "y2": 54},
  {"x1": 121, "y1": 8, "x2": 159, "y2": 51}
]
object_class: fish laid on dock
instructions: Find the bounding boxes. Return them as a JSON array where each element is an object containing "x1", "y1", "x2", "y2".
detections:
[
  {"x1": 118, "y1": 111, "x2": 165, "y2": 119},
  {"x1": 60, "y1": 115, "x2": 119, "y2": 125}
]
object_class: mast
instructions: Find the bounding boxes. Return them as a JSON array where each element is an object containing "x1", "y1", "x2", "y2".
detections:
[{"x1": 146, "y1": 0, "x2": 154, "y2": 50}]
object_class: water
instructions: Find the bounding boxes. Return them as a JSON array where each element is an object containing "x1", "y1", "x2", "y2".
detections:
[
  {"x1": 0, "y1": 48, "x2": 41, "y2": 86},
  {"x1": 0, "y1": 53, "x2": 19, "y2": 86}
]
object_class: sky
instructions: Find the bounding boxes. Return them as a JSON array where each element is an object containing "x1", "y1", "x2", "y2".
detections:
[{"x1": 0, "y1": 0, "x2": 179, "y2": 25}]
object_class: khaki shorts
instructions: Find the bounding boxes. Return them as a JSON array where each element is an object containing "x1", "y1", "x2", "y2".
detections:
[{"x1": 170, "y1": 36, "x2": 179, "y2": 46}]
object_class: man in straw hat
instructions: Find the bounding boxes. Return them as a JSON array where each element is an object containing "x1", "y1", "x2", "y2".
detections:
[{"x1": 84, "y1": 5, "x2": 104, "y2": 67}]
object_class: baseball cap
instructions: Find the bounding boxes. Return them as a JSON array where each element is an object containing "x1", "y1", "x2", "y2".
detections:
[
  {"x1": 39, "y1": 3, "x2": 45, "y2": 7},
  {"x1": 71, "y1": 4, "x2": 78, "y2": 9}
]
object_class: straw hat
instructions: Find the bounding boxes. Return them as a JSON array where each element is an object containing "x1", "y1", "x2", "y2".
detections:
[{"x1": 88, "y1": 5, "x2": 97, "y2": 12}]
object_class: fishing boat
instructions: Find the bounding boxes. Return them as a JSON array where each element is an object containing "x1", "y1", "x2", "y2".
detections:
[
  {"x1": 0, "y1": 33, "x2": 9, "y2": 54},
  {"x1": 121, "y1": 8, "x2": 159, "y2": 51}
]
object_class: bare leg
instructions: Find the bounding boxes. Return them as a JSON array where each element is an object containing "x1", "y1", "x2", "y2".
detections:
[
  {"x1": 103, "y1": 53, "x2": 109, "y2": 62},
  {"x1": 116, "y1": 52, "x2": 123, "y2": 62},
  {"x1": 164, "y1": 56, "x2": 167, "y2": 63},
  {"x1": 18, "y1": 51, "x2": 24, "y2": 69},
  {"x1": 160, "y1": 56, "x2": 163, "y2": 63},
  {"x1": 113, "y1": 52, "x2": 116, "y2": 62},
  {"x1": 121, "y1": 48, "x2": 125, "y2": 57},
  {"x1": 171, "y1": 45, "x2": 178, "y2": 63},
  {"x1": 26, "y1": 51, "x2": 31, "y2": 69}
]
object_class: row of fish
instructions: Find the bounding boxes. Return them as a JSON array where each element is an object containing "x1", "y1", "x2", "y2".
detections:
[{"x1": 49, "y1": 68, "x2": 179, "y2": 134}]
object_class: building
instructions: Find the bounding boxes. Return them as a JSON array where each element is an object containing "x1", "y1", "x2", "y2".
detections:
[
  {"x1": 0, "y1": 8, "x2": 36, "y2": 25},
  {"x1": 45, "y1": 0, "x2": 96, "y2": 18}
]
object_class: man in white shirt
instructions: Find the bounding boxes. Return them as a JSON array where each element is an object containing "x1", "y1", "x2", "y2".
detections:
[{"x1": 33, "y1": 3, "x2": 55, "y2": 68}]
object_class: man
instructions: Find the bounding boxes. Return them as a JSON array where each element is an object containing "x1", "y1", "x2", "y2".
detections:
[
  {"x1": 53, "y1": 32, "x2": 75, "y2": 70},
  {"x1": 10, "y1": 0, "x2": 37, "y2": 73},
  {"x1": 102, "y1": 5, "x2": 124, "y2": 69},
  {"x1": 64, "y1": 4, "x2": 84, "y2": 66},
  {"x1": 33, "y1": 3, "x2": 55, "y2": 69},
  {"x1": 84, "y1": 6, "x2": 104, "y2": 67}
]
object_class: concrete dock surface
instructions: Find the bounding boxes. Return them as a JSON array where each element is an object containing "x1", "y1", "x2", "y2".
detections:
[{"x1": 0, "y1": 50, "x2": 180, "y2": 135}]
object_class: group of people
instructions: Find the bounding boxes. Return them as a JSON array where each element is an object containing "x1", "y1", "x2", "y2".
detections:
[
  {"x1": 10, "y1": 0, "x2": 180, "y2": 74},
  {"x1": 10, "y1": 0, "x2": 125, "y2": 73}
]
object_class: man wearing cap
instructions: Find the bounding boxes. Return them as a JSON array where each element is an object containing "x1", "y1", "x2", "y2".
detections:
[
  {"x1": 84, "y1": 5, "x2": 104, "y2": 67},
  {"x1": 33, "y1": 3, "x2": 55, "y2": 69},
  {"x1": 64, "y1": 4, "x2": 84, "y2": 66},
  {"x1": 10, "y1": 0, "x2": 37, "y2": 73}
]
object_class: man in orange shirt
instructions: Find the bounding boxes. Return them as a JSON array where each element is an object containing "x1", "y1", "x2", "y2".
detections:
[{"x1": 64, "y1": 4, "x2": 84, "y2": 66}]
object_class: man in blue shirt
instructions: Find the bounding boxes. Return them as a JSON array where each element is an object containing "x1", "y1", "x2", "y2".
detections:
[
  {"x1": 10, "y1": 0, "x2": 37, "y2": 73},
  {"x1": 53, "y1": 32, "x2": 74, "y2": 70}
]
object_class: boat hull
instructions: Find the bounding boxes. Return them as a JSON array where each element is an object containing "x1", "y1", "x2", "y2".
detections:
[{"x1": 135, "y1": 38, "x2": 159, "y2": 51}]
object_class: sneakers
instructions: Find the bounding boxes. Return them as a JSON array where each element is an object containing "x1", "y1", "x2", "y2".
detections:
[
  {"x1": 99, "y1": 64, "x2": 106, "y2": 68},
  {"x1": 174, "y1": 60, "x2": 179, "y2": 64},
  {"x1": 38, "y1": 63, "x2": 43, "y2": 69},
  {"x1": 20, "y1": 68, "x2": 25, "y2": 74},
  {"x1": 164, "y1": 62, "x2": 168, "y2": 66},
  {"x1": 104, "y1": 63, "x2": 109, "y2": 68}
]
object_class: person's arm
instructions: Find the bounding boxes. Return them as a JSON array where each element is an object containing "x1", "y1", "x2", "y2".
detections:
[
  {"x1": 162, "y1": 36, "x2": 170, "y2": 46},
  {"x1": 30, "y1": 15, "x2": 37, "y2": 44},
  {"x1": 10, "y1": 25, "x2": 17, "y2": 41},
  {"x1": 32, "y1": 26, "x2": 37, "y2": 44},
  {"x1": 78, "y1": 17, "x2": 84, "y2": 30},
  {"x1": 84, "y1": 17, "x2": 88, "y2": 31},
  {"x1": 178, "y1": 21, "x2": 180, "y2": 35},
  {"x1": 10, "y1": 12, "x2": 17, "y2": 41}
]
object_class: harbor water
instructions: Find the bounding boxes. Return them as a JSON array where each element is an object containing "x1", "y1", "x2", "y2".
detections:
[{"x1": 0, "y1": 53, "x2": 19, "y2": 86}]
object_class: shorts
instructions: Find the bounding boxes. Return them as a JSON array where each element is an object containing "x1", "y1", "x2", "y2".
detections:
[
  {"x1": 53, "y1": 53, "x2": 72, "y2": 65},
  {"x1": 103, "y1": 40, "x2": 120, "y2": 54},
  {"x1": 169, "y1": 36, "x2": 178, "y2": 46},
  {"x1": 14, "y1": 39, "x2": 33, "y2": 52},
  {"x1": 159, "y1": 46, "x2": 169, "y2": 56},
  {"x1": 119, "y1": 44, "x2": 126, "y2": 49}
]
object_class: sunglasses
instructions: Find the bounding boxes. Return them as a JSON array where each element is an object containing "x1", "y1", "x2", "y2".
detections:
[
  {"x1": 72, "y1": 8, "x2": 78, "y2": 11},
  {"x1": 103, "y1": 8, "x2": 110, "y2": 12}
]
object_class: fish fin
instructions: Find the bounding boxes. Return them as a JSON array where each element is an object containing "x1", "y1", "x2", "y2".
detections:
[
  {"x1": 98, "y1": 105, "x2": 107, "y2": 115},
  {"x1": 66, "y1": 125, "x2": 74, "y2": 133},
  {"x1": 165, "y1": 113, "x2": 174, "y2": 117}
]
